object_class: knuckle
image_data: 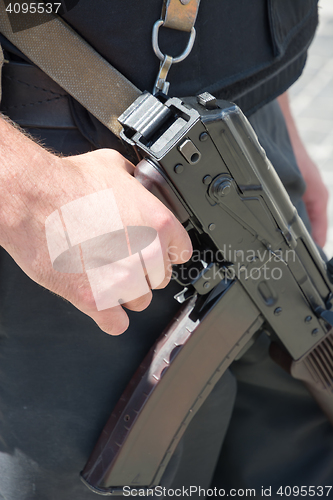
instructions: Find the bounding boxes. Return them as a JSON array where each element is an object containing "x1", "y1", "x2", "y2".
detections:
[
  {"x1": 125, "y1": 292, "x2": 152, "y2": 312},
  {"x1": 95, "y1": 148, "x2": 124, "y2": 165},
  {"x1": 108, "y1": 149, "x2": 123, "y2": 162},
  {"x1": 155, "y1": 210, "x2": 174, "y2": 232},
  {"x1": 98, "y1": 315, "x2": 129, "y2": 336},
  {"x1": 75, "y1": 284, "x2": 98, "y2": 312},
  {"x1": 158, "y1": 274, "x2": 171, "y2": 290}
]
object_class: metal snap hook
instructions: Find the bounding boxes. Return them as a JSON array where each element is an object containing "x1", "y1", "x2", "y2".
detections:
[
  {"x1": 152, "y1": 19, "x2": 196, "y2": 94},
  {"x1": 153, "y1": 54, "x2": 173, "y2": 95}
]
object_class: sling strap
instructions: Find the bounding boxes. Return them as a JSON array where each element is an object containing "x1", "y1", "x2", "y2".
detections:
[
  {"x1": 0, "y1": 6, "x2": 141, "y2": 137},
  {"x1": 0, "y1": 0, "x2": 200, "y2": 137}
]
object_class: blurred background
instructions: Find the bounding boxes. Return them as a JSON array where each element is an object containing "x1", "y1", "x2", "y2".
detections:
[{"x1": 289, "y1": 0, "x2": 333, "y2": 256}]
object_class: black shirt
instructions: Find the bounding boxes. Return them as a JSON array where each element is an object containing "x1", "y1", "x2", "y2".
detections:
[{"x1": 60, "y1": 0, "x2": 318, "y2": 113}]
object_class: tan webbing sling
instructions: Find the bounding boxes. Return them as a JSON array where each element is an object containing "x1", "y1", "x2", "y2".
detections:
[
  {"x1": 0, "y1": 0, "x2": 200, "y2": 137},
  {"x1": 0, "y1": 5, "x2": 141, "y2": 137}
]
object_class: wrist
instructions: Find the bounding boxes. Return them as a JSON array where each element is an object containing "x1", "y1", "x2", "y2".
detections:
[{"x1": 0, "y1": 116, "x2": 60, "y2": 247}]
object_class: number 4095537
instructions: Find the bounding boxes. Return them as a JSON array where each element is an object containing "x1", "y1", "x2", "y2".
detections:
[
  {"x1": 276, "y1": 486, "x2": 332, "y2": 497},
  {"x1": 5, "y1": 3, "x2": 62, "y2": 14}
]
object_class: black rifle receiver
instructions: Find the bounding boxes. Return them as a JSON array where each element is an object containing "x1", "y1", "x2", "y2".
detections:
[{"x1": 81, "y1": 93, "x2": 333, "y2": 495}]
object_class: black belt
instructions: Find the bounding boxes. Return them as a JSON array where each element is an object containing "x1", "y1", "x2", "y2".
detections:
[
  {"x1": 1, "y1": 60, "x2": 75, "y2": 128},
  {"x1": 0, "y1": 59, "x2": 134, "y2": 158}
]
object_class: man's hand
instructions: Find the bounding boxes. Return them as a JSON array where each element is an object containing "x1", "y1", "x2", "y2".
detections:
[
  {"x1": 278, "y1": 92, "x2": 329, "y2": 248},
  {"x1": 0, "y1": 117, "x2": 192, "y2": 335}
]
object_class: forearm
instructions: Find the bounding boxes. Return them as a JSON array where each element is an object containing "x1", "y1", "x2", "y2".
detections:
[
  {"x1": 277, "y1": 92, "x2": 311, "y2": 176},
  {"x1": 0, "y1": 115, "x2": 57, "y2": 241},
  {"x1": 277, "y1": 92, "x2": 329, "y2": 247},
  {"x1": 0, "y1": 114, "x2": 52, "y2": 182},
  {"x1": 277, "y1": 92, "x2": 299, "y2": 143}
]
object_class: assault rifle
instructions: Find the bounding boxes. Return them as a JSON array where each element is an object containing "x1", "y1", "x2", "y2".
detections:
[{"x1": 81, "y1": 92, "x2": 333, "y2": 496}]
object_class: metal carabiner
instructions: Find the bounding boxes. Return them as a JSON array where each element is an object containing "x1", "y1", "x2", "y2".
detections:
[{"x1": 152, "y1": 19, "x2": 196, "y2": 95}]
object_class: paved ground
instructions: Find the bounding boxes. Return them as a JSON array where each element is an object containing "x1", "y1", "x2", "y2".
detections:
[{"x1": 289, "y1": 0, "x2": 333, "y2": 256}]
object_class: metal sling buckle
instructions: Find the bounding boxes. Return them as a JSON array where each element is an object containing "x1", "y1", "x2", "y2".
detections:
[{"x1": 152, "y1": 19, "x2": 196, "y2": 95}]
